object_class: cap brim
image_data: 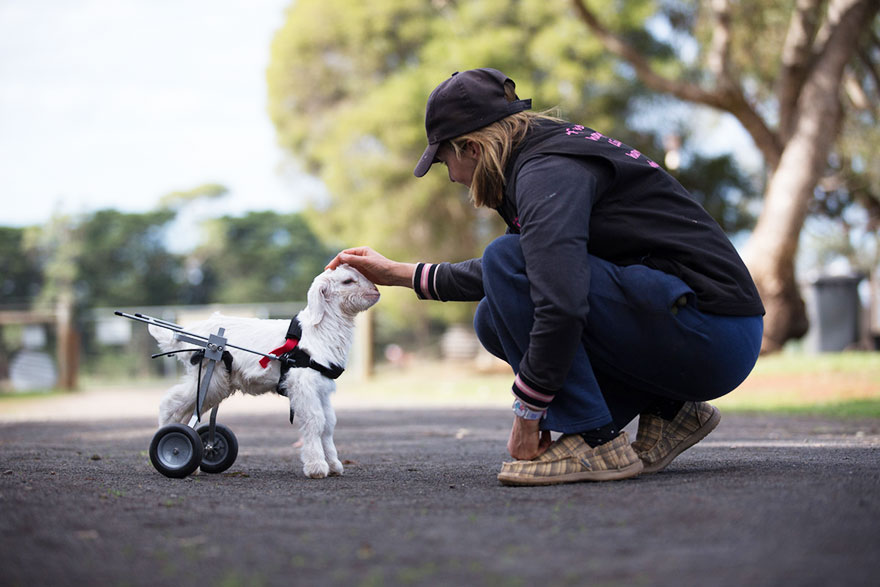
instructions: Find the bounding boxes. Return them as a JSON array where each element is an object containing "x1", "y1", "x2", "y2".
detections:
[{"x1": 413, "y1": 142, "x2": 440, "y2": 177}]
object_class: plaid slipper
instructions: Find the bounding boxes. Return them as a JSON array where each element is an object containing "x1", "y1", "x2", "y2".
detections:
[
  {"x1": 497, "y1": 431, "x2": 643, "y2": 486},
  {"x1": 632, "y1": 401, "x2": 721, "y2": 474}
]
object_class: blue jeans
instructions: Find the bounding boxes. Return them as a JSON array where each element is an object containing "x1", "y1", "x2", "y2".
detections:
[{"x1": 473, "y1": 235, "x2": 763, "y2": 434}]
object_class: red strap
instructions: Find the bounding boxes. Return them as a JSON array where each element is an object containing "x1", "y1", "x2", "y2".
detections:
[{"x1": 260, "y1": 338, "x2": 298, "y2": 368}]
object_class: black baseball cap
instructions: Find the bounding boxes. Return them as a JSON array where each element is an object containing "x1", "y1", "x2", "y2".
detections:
[{"x1": 413, "y1": 68, "x2": 532, "y2": 177}]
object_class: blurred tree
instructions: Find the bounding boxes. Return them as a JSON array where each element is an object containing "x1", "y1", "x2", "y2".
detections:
[
  {"x1": 194, "y1": 211, "x2": 335, "y2": 303},
  {"x1": 0, "y1": 227, "x2": 43, "y2": 306},
  {"x1": 23, "y1": 214, "x2": 83, "y2": 310},
  {"x1": 158, "y1": 183, "x2": 229, "y2": 211},
  {"x1": 24, "y1": 209, "x2": 183, "y2": 309},
  {"x1": 673, "y1": 152, "x2": 757, "y2": 235},
  {"x1": 17, "y1": 208, "x2": 334, "y2": 308},
  {"x1": 21, "y1": 214, "x2": 89, "y2": 387},
  {"x1": 75, "y1": 209, "x2": 183, "y2": 307},
  {"x1": 267, "y1": 0, "x2": 757, "y2": 328},
  {"x1": 570, "y1": 0, "x2": 880, "y2": 351},
  {"x1": 0, "y1": 227, "x2": 45, "y2": 382}
]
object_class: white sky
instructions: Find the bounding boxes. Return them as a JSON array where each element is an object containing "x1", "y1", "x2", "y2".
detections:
[{"x1": 0, "y1": 0, "x2": 320, "y2": 230}]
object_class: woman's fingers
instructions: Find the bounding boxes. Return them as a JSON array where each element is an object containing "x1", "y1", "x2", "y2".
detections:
[
  {"x1": 325, "y1": 246, "x2": 376, "y2": 270},
  {"x1": 326, "y1": 247, "x2": 416, "y2": 287}
]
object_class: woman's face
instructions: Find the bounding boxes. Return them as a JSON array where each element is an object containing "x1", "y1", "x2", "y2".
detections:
[{"x1": 436, "y1": 143, "x2": 479, "y2": 188}]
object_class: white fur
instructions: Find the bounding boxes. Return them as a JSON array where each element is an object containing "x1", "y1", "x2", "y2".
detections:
[{"x1": 148, "y1": 264, "x2": 380, "y2": 478}]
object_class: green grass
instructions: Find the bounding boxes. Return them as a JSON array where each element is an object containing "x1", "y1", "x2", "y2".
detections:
[
  {"x1": 750, "y1": 350, "x2": 880, "y2": 376},
  {"x1": 0, "y1": 388, "x2": 64, "y2": 401},
  {"x1": 725, "y1": 398, "x2": 880, "y2": 419},
  {"x1": 707, "y1": 351, "x2": 880, "y2": 418}
]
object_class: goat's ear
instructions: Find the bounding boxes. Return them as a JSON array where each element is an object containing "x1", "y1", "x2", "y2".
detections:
[{"x1": 305, "y1": 279, "x2": 331, "y2": 326}]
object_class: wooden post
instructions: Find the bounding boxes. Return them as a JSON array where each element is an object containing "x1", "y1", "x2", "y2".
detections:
[
  {"x1": 55, "y1": 297, "x2": 79, "y2": 390},
  {"x1": 354, "y1": 310, "x2": 374, "y2": 380}
]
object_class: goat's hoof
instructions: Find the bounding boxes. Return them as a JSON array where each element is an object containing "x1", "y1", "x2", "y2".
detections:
[
  {"x1": 328, "y1": 459, "x2": 344, "y2": 476},
  {"x1": 303, "y1": 461, "x2": 330, "y2": 479}
]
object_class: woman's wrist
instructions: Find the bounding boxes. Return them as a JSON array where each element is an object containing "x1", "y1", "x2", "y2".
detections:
[
  {"x1": 512, "y1": 399, "x2": 545, "y2": 421},
  {"x1": 395, "y1": 262, "x2": 417, "y2": 288}
]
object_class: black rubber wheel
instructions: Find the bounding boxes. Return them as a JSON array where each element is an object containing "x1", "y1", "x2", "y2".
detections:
[
  {"x1": 196, "y1": 424, "x2": 239, "y2": 474},
  {"x1": 149, "y1": 424, "x2": 203, "y2": 479}
]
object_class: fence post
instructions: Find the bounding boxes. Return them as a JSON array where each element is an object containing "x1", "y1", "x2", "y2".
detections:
[
  {"x1": 56, "y1": 296, "x2": 79, "y2": 390},
  {"x1": 354, "y1": 310, "x2": 374, "y2": 380}
]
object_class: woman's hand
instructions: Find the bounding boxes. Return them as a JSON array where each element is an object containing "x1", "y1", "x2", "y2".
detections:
[
  {"x1": 507, "y1": 416, "x2": 552, "y2": 460},
  {"x1": 325, "y1": 246, "x2": 416, "y2": 287}
]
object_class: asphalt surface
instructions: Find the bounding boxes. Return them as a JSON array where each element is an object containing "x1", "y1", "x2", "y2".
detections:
[{"x1": 1, "y1": 405, "x2": 879, "y2": 586}]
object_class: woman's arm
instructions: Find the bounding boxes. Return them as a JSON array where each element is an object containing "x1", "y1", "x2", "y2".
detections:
[
  {"x1": 510, "y1": 156, "x2": 601, "y2": 409},
  {"x1": 326, "y1": 247, "x2": 416, "y2": 287},
  {"x1": 328, "y1": 247, "x2": 486, "y2": 301}
]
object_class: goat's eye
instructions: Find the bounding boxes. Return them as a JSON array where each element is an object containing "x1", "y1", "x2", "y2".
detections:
[{"x1": 342, "y1": 278, "x2": 355, "y2": 285}]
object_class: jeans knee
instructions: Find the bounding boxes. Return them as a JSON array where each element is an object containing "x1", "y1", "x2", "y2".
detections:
[
  {"x1": 473, "y1": 298, "x2": 505, "y2": 361},
  {"x1": 473, "y1": 298, "x2": 493, "y2": 346},
  {"x1": 482, "y1": 235, "x2": 522, "y2": 275}
]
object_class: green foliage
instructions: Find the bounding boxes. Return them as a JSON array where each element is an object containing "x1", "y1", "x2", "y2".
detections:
[
  {"x1": 5, "y1": 204, "x2": 339, "y2": 379},
  {"x1": 0, "y1": 227, "x2": 43, "y2": 306},
  {"x1": 694, "y1": 0, "x2": 796, "y2": 101},
  {"x1": 673, "y1": 152, "x2": 757, "y2": 234},
  {"x1": 158, "y1": 183, "x2": 229, "y2": 211},
  {"x1": 195, "y1": 211, "x2": 336, "y2": 303},
  {"x1": 267, "y1": 0, "x2": 660, "y2": 323},
  {"x1": 22, "y1": 214, "x2": 83, "y2": 309},
  {"x1": 75, "y1": 209, "x2": 183, "y2": 307},
  {"x1": 266, "y1": 0, "x2": 773, "y2": 327},
  {"x1": 13, "y1": 208, "x2": 334, "y2": 309}
]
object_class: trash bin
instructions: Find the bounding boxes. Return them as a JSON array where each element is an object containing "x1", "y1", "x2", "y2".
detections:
[{"x1": 805, "y1": 274, "x2": 863, "y2": 352}]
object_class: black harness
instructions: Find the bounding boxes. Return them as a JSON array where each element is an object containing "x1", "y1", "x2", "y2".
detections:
[
  {"x1": 266, "y1": 317, "x2": 344, "y2": 425},
  {"x1": 274, "y1": 317, "x2": 345, "y2": 386}
]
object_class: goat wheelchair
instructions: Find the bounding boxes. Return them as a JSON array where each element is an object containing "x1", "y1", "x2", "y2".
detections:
[{"x1": 116, "y1": 311, "x2": 283, "y2": 479}]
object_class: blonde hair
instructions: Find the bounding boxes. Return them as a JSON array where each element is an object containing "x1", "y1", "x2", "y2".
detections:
[{"x1": 447, "y1": 110, "x2": 561, "y2": 208}]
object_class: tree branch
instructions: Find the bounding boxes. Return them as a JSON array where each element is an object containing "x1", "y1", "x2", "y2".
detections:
[
  {"x1": 778, "y1": 0, "x2": 824, "y2": 141},
  {"x1": 843, "y1": 68, "x2": 874, "y2": 113},
  {"x1": 569, "y1": 0, "x2": 782, "y2": 169},
  {"x1": 707, "y1": 0, "x2": 733, "y2": 82},
  {"x1": 569, "y1": 0, "x2": 708, "y2": 100},
  {"x1": 857, "y1": 42, "x2": 880, "y2": 110},
  {"x1": 805, "y1": 0, "x2": 880, "y2": 111}
]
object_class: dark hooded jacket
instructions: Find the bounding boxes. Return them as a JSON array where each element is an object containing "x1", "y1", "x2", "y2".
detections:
[{"x1": 412, "y1": 119, "x2": 763, "y2": 404}]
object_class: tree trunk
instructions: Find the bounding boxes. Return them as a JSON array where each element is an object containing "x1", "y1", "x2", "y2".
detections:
[
  {"x1": 571, "y1": 0, "x2": 878, "y2": 352},
  {"x1": 743, "y1": 0, "x2": 878, "y2": 352},
  {"x1": 741, "y1": 158, "x2": 814, "y2": 353}
]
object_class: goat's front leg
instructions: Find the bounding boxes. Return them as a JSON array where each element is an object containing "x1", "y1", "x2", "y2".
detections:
[
  {"x1": 319, "y1": 388, "x2": 343, "y2": 476},
  {"x1": 287, "y1": 378, "x2": 330, "y2": 478}
]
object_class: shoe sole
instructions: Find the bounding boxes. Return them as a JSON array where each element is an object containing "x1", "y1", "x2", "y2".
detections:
[
  {"x1": 497, "y1": 460, "x2": 644, "y2": 486},
  {"x1": 641, "y1": 405, "x2": 721, "y2": 474}
]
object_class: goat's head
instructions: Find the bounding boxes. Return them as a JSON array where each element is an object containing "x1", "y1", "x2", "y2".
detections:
[{"x1": 303, "y1": 264, "x2": 380, "y2": 326}]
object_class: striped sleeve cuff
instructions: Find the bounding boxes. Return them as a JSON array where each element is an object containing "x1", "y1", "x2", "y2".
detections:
[
  {"x1": 412, "y1": 262, "x2": 441, "y2": 300},
  {"x1": 511, "y1": 372, "x2": 555, "y2": 412}
]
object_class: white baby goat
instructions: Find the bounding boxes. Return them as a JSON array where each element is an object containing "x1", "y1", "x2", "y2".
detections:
[{"x1": 148, "y1": 264, "x2": 380, "y2": 478}]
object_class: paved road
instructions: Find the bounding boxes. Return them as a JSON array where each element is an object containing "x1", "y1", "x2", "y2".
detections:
[{"x1": 1, "y1": 407, "x2": 878, "y2": 586}]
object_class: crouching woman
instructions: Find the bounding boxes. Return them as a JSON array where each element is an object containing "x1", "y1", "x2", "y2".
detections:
[{"x1": 326, "y1": 68, "x2": 764, "y2": 486}]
